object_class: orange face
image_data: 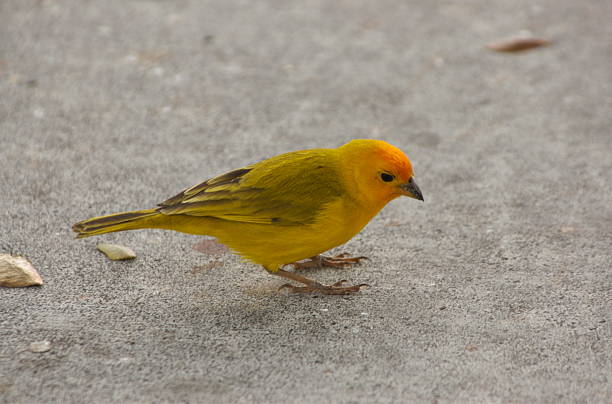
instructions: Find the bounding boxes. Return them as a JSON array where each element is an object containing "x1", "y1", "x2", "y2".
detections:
[{"x1": 341, "y1": 139, "x2": 423, "y2": 206}]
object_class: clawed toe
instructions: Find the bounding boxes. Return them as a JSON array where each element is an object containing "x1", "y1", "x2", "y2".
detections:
[
  {"x1": 323, "y1": 254, "x2": 368, "y2": 267},
  {"x1": 291, "y1": 253, "x2": 369, "y2": 269},
  {"x1": 272, "y1": 268, "x2": 369, "y2": 295}
]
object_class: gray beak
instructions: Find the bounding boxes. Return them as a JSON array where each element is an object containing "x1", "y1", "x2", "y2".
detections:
[{"x1": 401, "y1": 177, "x2": 424, "y2": 201}]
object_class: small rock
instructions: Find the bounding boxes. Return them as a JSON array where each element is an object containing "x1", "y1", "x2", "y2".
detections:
[
  {"x1": 432, "y1": 56, "x2": 445, "y2": 67},
  {"x1": 0, "y1": 254, "x2": 43, "y2": 287},
  {"x1": 97, "y1": 243, "x2": 136, "y2": 260},
  {"x1": 32, "y1": 108, "x2": 45, "y2": 119},
  {"x1": 97, "y1": 25, "x2": 111, "y2": 36},
  {"x1": 151, "y1": 67, "x2": 164, "y2": 77},
  {"x1": 29, "y1": 340, "x2": 51, "y2": 353}
]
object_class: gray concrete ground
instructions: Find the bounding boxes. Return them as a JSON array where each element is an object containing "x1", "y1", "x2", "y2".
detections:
[{"x1": 1, "y1": 1, "x2": 610, "y2": 403}]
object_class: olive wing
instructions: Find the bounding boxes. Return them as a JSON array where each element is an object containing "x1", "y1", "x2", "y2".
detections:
[{"x1": 157, "y1": 151, "x2": 343, "y2": 225}]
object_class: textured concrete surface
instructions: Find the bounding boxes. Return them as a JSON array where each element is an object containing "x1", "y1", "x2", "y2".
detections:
[{"x1": 1, "y1": 1, "x2": 611, "y2": 403}]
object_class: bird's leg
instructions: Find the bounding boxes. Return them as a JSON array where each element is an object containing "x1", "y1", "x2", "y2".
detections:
[
  {"x1": 291, "y1": 253, "x2": 368, "y2": 270},
  {"x1": 273, "y1": 269, "x2": 368, "y2": 295}
]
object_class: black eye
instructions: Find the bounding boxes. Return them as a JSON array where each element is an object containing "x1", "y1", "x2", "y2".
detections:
[{"x1": 380, "y1": 172, "x2": 394, "y2": 182}]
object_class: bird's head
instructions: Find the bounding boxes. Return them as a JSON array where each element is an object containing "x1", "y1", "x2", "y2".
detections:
[{"x1": 340, "y1": 139, "x2": 423, "y2": 207}]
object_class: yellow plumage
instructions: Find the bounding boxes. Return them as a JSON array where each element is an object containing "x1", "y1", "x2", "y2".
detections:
[{"x1": 73, "y1": 139, "x2": 423, "y2": 294}]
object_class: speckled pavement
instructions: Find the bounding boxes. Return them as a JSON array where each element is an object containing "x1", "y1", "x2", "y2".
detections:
[{"x1": 1, "y1": 1, "x2": 610, "y2": 403}]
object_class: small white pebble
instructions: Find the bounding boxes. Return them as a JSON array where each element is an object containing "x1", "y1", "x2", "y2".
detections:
[
  {"x1": 29, "y1": 340, "x2": 51, "y2": 353},
  {"x1": 97, "y1": 25, "x2": 111, "y2": 36},
  {"x1": 33, "y1": 108, "x2": 45, "y2": 119},
  {"x1": 433, "y1": 56, "x2": 445, "y2": 67}
]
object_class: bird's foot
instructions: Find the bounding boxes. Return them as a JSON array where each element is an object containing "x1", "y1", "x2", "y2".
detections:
[
  {"x1": 291, "y1": 253, "x2": 368, "y2": 269},
  {"x1": 279, "y1": 279, "x2": 369, "y2": 295}
]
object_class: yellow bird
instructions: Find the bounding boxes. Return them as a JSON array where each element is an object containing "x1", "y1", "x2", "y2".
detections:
[{"x1": 72, "y1": 139, "x2": 423, "y2": 294}]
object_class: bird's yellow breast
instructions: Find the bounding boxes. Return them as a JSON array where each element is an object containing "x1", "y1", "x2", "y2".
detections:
[{"x1": 165, "y1": 195, "x2": 382, "y2": 272}]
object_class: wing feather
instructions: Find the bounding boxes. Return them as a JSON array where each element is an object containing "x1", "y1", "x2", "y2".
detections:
[{"x1": 157, "y1": 150, "x2": 343, "y2": 226}]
